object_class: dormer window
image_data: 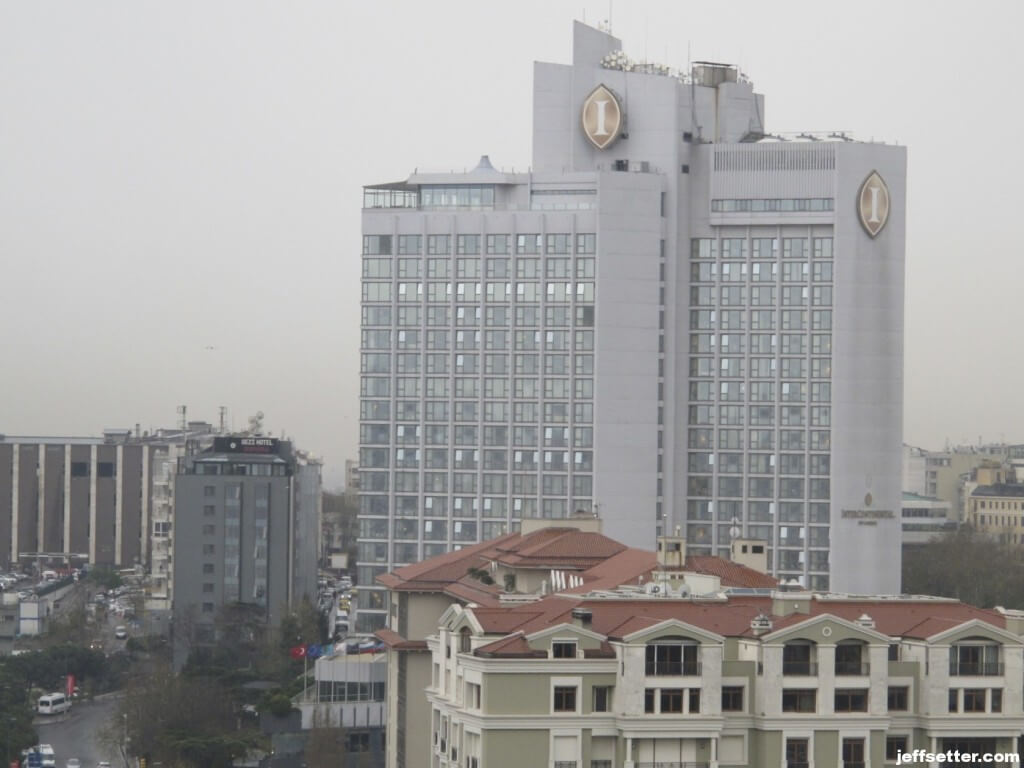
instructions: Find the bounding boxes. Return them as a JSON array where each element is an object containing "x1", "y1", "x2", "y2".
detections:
[
  {"x1": 459, "y1": 627, "x2": 472, "y2": 654},
  {"x1": 552, "y1": 641, "x2": 577, "y2": 659},
  {"x1": 645, "y1": 637, "x2": 699, "y2": 676}
]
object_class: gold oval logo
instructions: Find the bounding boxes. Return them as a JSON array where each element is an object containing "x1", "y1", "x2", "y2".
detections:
[
  {"x1": 858, "y1": 171, "x2": 890, "y2": 238},
  {"x1": 581, "y1": 84, "x2": 622, "y2": 150}
]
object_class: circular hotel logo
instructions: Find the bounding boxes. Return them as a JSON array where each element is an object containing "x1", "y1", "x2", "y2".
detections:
[
  {"x1": 857, "y1": 171, "x2": 890, "y2": 238},
  {"x1": 581, "y1": 84, "x2": 623, "y2": 150}
]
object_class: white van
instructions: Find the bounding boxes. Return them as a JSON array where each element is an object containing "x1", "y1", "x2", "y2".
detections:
[
  {"x1": 38, "y1": 744, "x2": 56, "y2": 767},
  {"x1": 37, "y1": 693, "x2": 71, "y2": 715}
]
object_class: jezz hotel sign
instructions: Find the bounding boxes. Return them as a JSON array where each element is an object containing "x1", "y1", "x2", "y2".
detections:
[
  {"x1": 581, "y1": 84, "x2": 623, "y2": 150},
  {"x1": 857, "y1": 171, "x2": 890, "y2": 237}
]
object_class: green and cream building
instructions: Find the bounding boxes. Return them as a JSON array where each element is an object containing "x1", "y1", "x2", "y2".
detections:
[{"x1": 425, "y1": 593, "x2": 1024, "y2": 768}]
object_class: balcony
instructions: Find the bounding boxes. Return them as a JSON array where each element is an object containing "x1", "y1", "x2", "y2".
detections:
[
  {"x1": 554, "y1": 763, "x2": 578, "y2": 768},
  {"x1": 949, "y1": 661, "x2": 1003, "y2": 676},
  {"x1": 782, "y1": 661, "x2": 818, "y2": 676},
  {"x1": 591, "y1": 762, "x2": 612, "y2": 768},
  {"x1": 834, "y1": 661, "x2": 870, "y2": 676},
  {"x1": 644, "y1": 661, "x2": 702, "y2": 676}
]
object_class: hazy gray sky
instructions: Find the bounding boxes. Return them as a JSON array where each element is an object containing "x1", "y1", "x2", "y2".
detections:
[{"x1": 3, "y1": 1, "x2": 1022, "y2": 488}]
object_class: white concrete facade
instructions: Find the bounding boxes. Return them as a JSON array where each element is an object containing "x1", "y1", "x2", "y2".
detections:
[{"x1": 358, "y1": 22, "x2": 905, "y2": 630}]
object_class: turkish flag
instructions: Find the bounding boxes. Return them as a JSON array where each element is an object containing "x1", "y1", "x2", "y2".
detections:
[
  {"x1": 66, "y1": 674, "x2": 75, "y2": 698},
  {"x1": 289, "y1": 645, "x2": 307, "y2": 659}
]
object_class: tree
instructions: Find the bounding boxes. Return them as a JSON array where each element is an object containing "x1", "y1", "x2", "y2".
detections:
[
  {"x1": 109, "y1": 660, "x2": 263, "y2": 768},
  {"x1": 0, "y1": 664, "x2": 36, "y2": 759},
  {"x1": 86, "y1": 567, "x2": 123, "y2": 591},
  {"x1": 902, "y1": 526, "x2": 1024, "y2": 608}
]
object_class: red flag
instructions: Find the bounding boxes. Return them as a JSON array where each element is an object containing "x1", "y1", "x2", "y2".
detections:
[
  {"x1": 289, "y1": 644, "x2": 307, "y2": 659},
  {"x1": 66, "y1": 674, "x2": 75, "y2": 698}
]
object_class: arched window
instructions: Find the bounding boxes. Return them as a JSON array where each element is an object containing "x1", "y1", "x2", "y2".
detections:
[
  {"x1": 950, "y1": 638, "x2": 1002, "y2": 676},
  {"x1": 835, "y1": 640, "x2": 868, "y2": 676},
  {"x1": 782, "y1": 640, "x2": 817, "y2": 675},
  {"x1": 459, "y1": 627, "x2": 472, "y2": 654}
]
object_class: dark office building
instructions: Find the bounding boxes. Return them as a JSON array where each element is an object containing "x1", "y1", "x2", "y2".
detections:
[{"x1": 172, "y1": 437, "x2": 321, "y2": 661}]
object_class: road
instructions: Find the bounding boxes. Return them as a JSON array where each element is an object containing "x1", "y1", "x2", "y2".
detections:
[{"x1": 36, "y1": 694, "x2": 122, "y2": 767}]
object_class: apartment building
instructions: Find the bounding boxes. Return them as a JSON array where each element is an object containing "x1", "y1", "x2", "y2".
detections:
[
  {"x1": 967, "y1": 483, "x2": 1024, "y2": 545},
  {"x1": 427, "y1": 592, "x2": 1022, "y2": 768},
  {"x1": 374, "y1": 521, "x2": 777, "y2": 768}
]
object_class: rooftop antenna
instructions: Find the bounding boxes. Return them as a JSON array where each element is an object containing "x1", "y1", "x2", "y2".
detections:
[
  {"x1": 608, "y1": 0, "x2": 612, "y2": 33},
  {"x1": 177, "y1": 405, "x2": 187, "y2": 432},
  {"x1": 218, "y1": 406, "x2": 227, "y2": 434}
]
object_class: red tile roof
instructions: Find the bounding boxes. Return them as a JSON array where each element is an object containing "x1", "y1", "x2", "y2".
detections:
[
  {"x1": 463, "y1": 594, "x2": 1008, "y2": 656},
  {"x1": 474, "y1": 633, "x2": 545, "y2": 658},
  {"x1": 494, "y1": 529, "x2": 627, "y2": 568},
  {"x1": 684, "y1": 556, "x2": 779, "y2": 588},
  {"x1": 375, "y1": 627, "x2": 429, "y2": 651},
  {"x1": 377, "y1": 526, "x2": 777, "y2": 605},
  {"x1": 782, "y1": 599, "x2": 1006, "y2": 639}
]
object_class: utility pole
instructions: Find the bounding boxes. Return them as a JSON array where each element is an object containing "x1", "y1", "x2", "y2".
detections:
[{"x1": 120, "y1": 712, "x2": 130, "y2": 768}]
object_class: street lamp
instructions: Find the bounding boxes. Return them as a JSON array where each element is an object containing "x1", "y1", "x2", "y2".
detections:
[{"x1": 4, "y1": 715, "x2": 13, "y2": 767}]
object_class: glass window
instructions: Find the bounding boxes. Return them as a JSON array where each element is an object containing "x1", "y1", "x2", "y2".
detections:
[
  {"x1": 487, "y1": 234, "x2": 511, "y2": 254},
  {"x1": 362, "y1": 235, "x2": 392, "y2": 255},
  {"x1": 517, "y1": 234, "x2": 542, "y2": 254},
  {"x1": 552, "y1": 686, "x2": 577, "y2": 712},
  {"x1": 457, "y1": 234, "x2": 481, "y2": 254},
  {"x1": 427, "y1": 235, "x2": 450, "y2": 254}
]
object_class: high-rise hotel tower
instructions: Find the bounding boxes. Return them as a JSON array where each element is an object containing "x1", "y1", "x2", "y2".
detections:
[{"x1": 357, "y1": 22, "x2": 905, "y2": 630}]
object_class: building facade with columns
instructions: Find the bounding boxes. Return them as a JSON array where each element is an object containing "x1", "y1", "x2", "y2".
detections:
[
  {"x1": 427, "y1": 594, "x2": 1023, "y2": 768},
  {"x1": 0, "y1": 432, "x2": 155, "y2": 570},
  {"x1": 0, "y1": 422, "x2": 223, "y2": 574}
]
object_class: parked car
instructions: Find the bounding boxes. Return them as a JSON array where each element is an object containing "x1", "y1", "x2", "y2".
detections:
[
  {"x1": 66, "y1": 759, "x2": 81, "y2": 768},
  {"x1": 114, "y1": 625, "x2": 128, "y2": 639}
]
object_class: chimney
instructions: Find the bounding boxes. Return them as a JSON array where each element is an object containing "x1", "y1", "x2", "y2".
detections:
[
  {"x1": 855, "y1": 613, "x2": 875, "y2": 630},
  {"x1": 656, "y1": 534, "x2": 686, "y2": 569},
  {"x1": 750, "y1": 613, "x2": 773, "y2": 637}
]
